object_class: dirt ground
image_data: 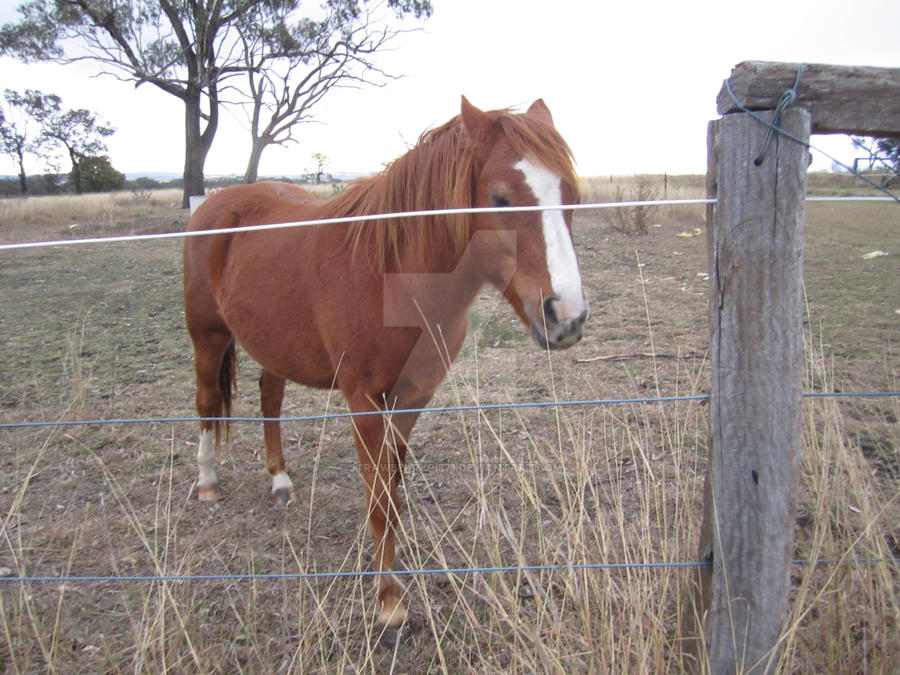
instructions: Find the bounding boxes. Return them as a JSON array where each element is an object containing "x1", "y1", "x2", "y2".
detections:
[{"x1": 0, "y1": 195, "x2": 897, "y2": 672}]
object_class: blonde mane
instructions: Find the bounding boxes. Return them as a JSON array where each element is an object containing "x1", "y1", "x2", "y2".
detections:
[{"x1": 331, "y1": 106, "x2": 578, "y2": 272}]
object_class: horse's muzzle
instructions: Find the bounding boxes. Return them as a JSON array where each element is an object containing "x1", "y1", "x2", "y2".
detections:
[{"x1": 531, "y1": 295, "x2": 588, "y2": 350}]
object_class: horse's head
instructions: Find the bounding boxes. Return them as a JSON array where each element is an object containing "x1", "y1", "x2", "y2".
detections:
[{"x1": 462, "y1": 97, "x2": 588, "y2": 350}]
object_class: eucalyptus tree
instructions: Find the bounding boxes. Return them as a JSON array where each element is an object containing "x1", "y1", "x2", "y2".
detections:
[
  {"x1": 0, "y1": 89, "x2": 114, "y2": 194},
  {"x1": 38, "y1": 103, "x2": 116, "y2": 193},
  {"x1": 0, "y1": 89, "x2": 39, "y2": 194}
]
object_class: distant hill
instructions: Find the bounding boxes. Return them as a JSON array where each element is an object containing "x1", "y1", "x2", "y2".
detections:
[{"x1": 124, "y1": 172, "x2": 182, "y2": 181}]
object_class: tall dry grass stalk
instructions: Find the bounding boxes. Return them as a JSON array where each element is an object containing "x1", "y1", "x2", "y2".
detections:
[
  {"x1": 2, "y1": 337, "x2": 896, "y2": 672},
  {"x1": 774, "y1": 321, "x2": 900, "y2": 672},
  {"x1": 0, "y1": 282, "x2": 709, "y2": 671}
]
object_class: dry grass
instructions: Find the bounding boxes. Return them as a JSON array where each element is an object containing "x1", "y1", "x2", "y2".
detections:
[
  {"x1": 579, "y1": 174, "x2": 707, "y2": 234},
  {"x1": 0, "y1": 189, "x2": 182, "y2": 227},
  {"x1": 0, "y1": 188, "x2": 186, "y2": 247},
  {"x1": 578, "y1": 174, "x2": 706, "y2": 203},
  {"x1": 0, "y1": 184, "x2": 341, "y2": 244},
  {"x1": 781, "y1": 329, "x2": 899, "y2": 673},
  {"x1": 0, "y1": 182, "x2": 897, "y2": 672}
]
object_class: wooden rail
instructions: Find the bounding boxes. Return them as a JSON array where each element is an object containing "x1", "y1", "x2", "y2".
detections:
[{"x1": 717, "y1": 61, "x2": 900, "y2": 138}]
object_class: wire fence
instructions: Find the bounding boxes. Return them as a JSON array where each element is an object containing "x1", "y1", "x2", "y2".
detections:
[
  {"x1": 1, "y1": 193, "x2": 898, "y2": 587},
  {"x1": 1, "y1": 391, "x2": 898, "y2": 431},
  {"x1": 0, "y1": 195, "x2": 895, "y2": 253},
  {"x1": 3, "y1": 558, "x2": 900, "y2": 587}
]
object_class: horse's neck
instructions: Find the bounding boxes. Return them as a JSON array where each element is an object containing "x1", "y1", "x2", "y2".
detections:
[
  {"x1": 381, "y1": 232, "x2": 487, "y2": 332},
  {"x1": 324, "y1": 141, "x2": 473, "y2": 270}
]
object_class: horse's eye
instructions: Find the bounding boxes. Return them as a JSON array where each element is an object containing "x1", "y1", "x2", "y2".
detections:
[{"x1": 490, "y1": 192, "x2": 510, "y2": 207}]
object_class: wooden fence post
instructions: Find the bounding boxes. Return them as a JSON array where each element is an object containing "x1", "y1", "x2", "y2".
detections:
[{"x1": 683, "y1": 106, "x2": 810, "y2": 672}]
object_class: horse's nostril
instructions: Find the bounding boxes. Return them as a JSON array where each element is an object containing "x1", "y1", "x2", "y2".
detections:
[
  {"x1": 542, "y1": 294, "x2": 560, "y2": 325},
  {"x1": 543, "y1": 296, "x2": 587, "y2": 330},
  {"x1": 575, "y1": 308, "x2": 588, "y2": 326}
]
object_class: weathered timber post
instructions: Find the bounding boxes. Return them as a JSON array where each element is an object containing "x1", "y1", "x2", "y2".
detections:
[
  {"x1": 683, "y1": 106, "x2": 810, "y2": 672},
  {"x1": 682, "y1": 59, "x2": 900, "y2": 673}
]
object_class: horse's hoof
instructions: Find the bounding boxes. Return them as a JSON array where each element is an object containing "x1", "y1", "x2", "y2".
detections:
[
  {"x1": 376, "y1": 599, "x2": 408, "y2": 629},
  {"x1": 196, "y1": 484, "x2": 222, "y2": 501},
  {"x1": 272, "y1": 488, "x2": 295, "y2": 506},
  {"x1": 378, "y1": 624, "x2": 407, "y2": 649}
]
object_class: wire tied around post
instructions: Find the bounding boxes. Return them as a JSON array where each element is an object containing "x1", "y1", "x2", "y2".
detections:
[
  {"x1": 753, "y1": 64, "x2": 805, "y2": 165},
  {"x1": 723, "y1": 67, "x2": 897, "y2": 201}
]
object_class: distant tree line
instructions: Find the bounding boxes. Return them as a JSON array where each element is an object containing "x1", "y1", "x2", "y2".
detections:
[
  {"x1": 0, "y1": 167, "x2": 340, "y2": 198},
  {"x1": 0, "y1": 80, "x2": 341, "y2": 197},
  {"x1": 0, "y1": 166, "x2": 124, "y2": 197}
]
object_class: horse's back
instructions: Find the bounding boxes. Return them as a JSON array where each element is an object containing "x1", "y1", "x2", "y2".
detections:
[
  {"x1": 184, "y1": 182, "x2": 325, "y2": 335},
  {"x1": 187, "y1": 181, "x2": 324, "y2": 233},
  {"x1": 184, "y1": 180, "x2": 326, "y2": 286}
]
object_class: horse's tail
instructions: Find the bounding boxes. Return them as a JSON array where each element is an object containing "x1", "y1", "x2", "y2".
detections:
[{"x1": 215, "y1": 341, "x2": 238, "y2": 448}]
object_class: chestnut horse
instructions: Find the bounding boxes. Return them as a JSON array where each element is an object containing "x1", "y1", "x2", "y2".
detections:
[{"x1": 183, "y1": 97, "x2": 587, "y2": 629}]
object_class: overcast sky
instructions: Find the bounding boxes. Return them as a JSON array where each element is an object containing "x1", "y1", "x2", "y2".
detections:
[{"x1": 1, "y1": 0, "x2": 899, "y2": 178}]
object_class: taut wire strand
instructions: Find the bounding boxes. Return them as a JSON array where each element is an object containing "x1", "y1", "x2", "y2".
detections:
[
  {"x1": 0, "y1": 200, "x2": 713, "y2": 252},
  {"x1": 2, "y1": 392, "x2": 898, "y2": 431},
  {"x1": 1, "y1": 558, "x2": 898, "y2": 586},
  {"x1": 1, "y1": 196, "x2": 895, "y2": 253}
]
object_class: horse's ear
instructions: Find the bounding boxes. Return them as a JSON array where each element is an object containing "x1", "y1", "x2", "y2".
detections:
[
  {"x1": 460, "y1": 96, "x2": 492, "y2": 143},
  {"x1": 527, "y1": 98, "x2": 554, "y2": 126}
]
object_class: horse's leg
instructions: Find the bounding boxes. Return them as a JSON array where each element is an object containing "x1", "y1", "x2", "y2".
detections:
[
  {"x1": 259, "y1": 369, "x2": 296, "y2": 504},
  {"x1": 350, "y1": 399, "x2": 421, "y2": 629},
  {"x1": 352, "y1": 409, "x2": 405, "y2": 627},
  {"x1": 191, "y1": 329, "x2": 234, "y2": 501}
]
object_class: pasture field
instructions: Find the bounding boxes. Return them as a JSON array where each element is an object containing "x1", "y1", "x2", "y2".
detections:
[{"x1": 0, "y1": 180, "x2": 897, "y2": 673}]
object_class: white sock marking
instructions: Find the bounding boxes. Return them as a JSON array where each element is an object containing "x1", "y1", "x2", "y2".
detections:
[
  {"x1": 514, "y1": 158, "x2": 585, "y2": 322},
  {"x1": 197, "y1": 430, "x2": 218, "y2": 488},
  {"x1": 272, "y1": 471, "x2": 293, "y2": 495}
]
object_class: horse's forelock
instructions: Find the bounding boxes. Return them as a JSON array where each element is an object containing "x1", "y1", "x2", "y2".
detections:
[{"x1": 495, "y1": 112, "x2": 578, "y2": 194}]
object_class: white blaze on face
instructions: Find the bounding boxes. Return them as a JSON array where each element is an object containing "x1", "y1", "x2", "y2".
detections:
[{"x1": 514, "y1": 158, "x2": 586, "y2": 323}]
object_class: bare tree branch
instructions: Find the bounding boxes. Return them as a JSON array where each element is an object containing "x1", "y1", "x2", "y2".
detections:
[{"x1": 236, "y1": 2, "x2": 419, "y2": 183}]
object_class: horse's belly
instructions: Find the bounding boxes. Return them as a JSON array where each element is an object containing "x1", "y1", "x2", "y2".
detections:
[{"x1": 231, "y1": 318, "x2": 337, "y2": 389}]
